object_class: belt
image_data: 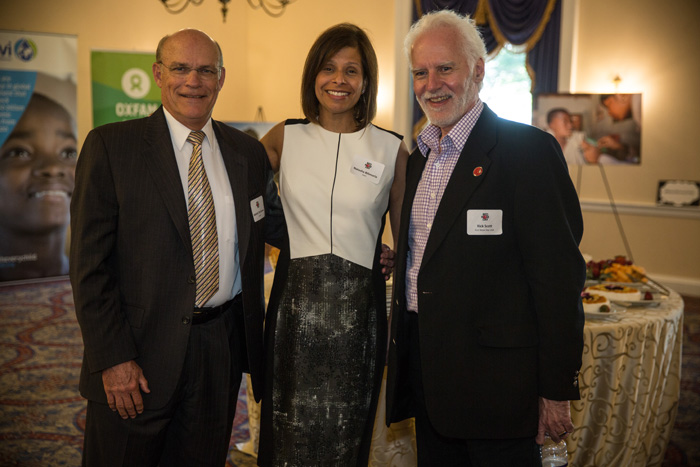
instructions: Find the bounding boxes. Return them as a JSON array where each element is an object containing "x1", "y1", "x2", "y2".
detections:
[{"x1": 192, "y1": 294, "x2": 241, "y2": 325}]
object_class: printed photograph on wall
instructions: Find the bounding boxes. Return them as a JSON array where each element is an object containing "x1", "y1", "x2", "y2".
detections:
[
  {"x1": 1, "y1": 30, "x2": 77, "y2": 282},
  {"x1": 532, "y1": 93, "x2": 642, "y2": 165}
]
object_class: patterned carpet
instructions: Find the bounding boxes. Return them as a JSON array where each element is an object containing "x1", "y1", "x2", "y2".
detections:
[
  {"x1": 0, "y1": 278, "x2": 698, "y2": 466},
  {"x1": 663, "y1": 293, "x2": 700, "y2": 467}
]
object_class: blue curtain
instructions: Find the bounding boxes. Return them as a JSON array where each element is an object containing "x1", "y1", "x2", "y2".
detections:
[
  {"x1": 413, "y1": 0, "x2": 560, "y2": 92},
  {"x1": 410, "y1": 0, "x2": 561, "y2": 137}
]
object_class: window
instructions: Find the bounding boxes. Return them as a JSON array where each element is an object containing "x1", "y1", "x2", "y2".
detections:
[{"x1": 480, "y1": 46, "x2": 532, "y2": 125}]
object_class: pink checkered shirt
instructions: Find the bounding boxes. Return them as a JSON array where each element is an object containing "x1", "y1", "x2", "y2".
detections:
[{"x1": 406, "y1": 99, "x2": 484, "y2": 312}]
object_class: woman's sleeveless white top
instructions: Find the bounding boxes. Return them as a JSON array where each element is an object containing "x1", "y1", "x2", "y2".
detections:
[{"x1": 279, "y1": 120, "x2": 401, "y2": 269}]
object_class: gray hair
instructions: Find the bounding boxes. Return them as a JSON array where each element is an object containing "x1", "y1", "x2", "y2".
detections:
[{"x1": 404, "y1": 10, "x2": 486, "y2": 73}]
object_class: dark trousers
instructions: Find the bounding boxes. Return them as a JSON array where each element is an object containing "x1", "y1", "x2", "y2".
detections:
[
  {"x1": 82, "y1": 297, "x2": 245, "y2": 467},
  {"x1": 405, "y1": 311, "x2": 542, "y2": 467}
]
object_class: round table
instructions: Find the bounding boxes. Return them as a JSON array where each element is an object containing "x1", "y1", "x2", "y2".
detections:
[{"x1": 569, "y1": 291, "x2": 684, "y2": 466}]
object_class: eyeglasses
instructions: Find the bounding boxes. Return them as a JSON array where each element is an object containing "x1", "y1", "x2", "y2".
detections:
[{"x1": 158, "y1": 62, "x2": 221, "y2": 80}]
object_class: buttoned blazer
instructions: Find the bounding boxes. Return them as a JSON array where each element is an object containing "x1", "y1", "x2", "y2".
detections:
[
  {"x1": 385, "y1": 105, "x2": 585, "y2": 439},
  {"x1": 70, "y1": 106, "x2": 278, "y2": 408}
]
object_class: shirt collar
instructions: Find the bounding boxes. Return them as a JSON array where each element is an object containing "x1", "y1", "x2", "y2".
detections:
[
  {"x1": 417, "y1": 98, "x2": 484, "y2": 157},
  {"x1": 162, "y1": 107, "x2": 215, "y2": 151}
]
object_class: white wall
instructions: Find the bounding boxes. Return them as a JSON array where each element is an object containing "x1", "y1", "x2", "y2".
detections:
[{"x1": 565, "y1": 0, "x2": 700, "y2": 295}]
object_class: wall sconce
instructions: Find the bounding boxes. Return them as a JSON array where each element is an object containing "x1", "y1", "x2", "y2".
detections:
[{"x1": 160, "y1": 0, "x2": 295, "y2": 21}]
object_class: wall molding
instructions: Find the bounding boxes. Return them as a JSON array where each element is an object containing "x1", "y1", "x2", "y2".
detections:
[{"x1": 580, "y1": 199, "x2": 700, "y2": 220}]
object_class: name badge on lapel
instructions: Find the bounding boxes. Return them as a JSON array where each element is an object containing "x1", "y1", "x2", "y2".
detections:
[
  {"x1": 467, "y1": 210, "x2": 503, "y2": 235},
  {"x1": 350, "y1": 155, "x2": 385, "y2": 185},
  {"x1": 250, "y1": 196, "x2": 265, "y2": 222}
]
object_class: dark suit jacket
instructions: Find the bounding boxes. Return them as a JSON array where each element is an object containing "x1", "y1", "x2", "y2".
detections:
[
  {"x1": 385, "y1": 105, "x2": 585, "y2": 439},
  {"x1": 70, "y1": 106, "x2": 281, "y2": 408}
]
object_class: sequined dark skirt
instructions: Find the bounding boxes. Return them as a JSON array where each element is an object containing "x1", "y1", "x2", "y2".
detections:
[{"x1": 269, "y1": 254, "x2": 378, "y2": 466}]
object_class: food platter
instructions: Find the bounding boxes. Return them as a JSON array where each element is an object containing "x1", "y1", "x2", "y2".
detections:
[
  {"x1": 583, "y1": 257, "x2": 671, "y2": 317},
  {"x1": 584, "y1": 280, "x2": 656, "y2": 292},
  {"x1": 584, "y1": 281, "x2": 667, "y2": 305},
  {"x1": 582, "y1": 281, "x2": 669, "y2": 317}
]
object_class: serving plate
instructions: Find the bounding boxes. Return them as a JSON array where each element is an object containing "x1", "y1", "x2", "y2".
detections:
[
  {"x1": 584, "y1": 280, "x2": 668, "y2": 296},
  {"x1": 584, "y1": 303, "x2": 626, "y2": 320},
  {"x1": 611, "y1": 298, "x2": 666, "y2": 308}
]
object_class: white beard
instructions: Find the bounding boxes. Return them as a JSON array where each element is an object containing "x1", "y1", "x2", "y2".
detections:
[{"x1": 418, "y1": 70, "x2": 478, "y2": 130}]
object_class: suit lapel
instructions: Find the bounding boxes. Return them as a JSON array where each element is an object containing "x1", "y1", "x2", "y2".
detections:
[
  {"x1": 142, "y1": 107, "x2": 192, "y2": 252},
  {"x1": 420, "y1": 106, "x2": 499, "y2": 269},
  {"x1": 214, "y1": 121, "x2": 250, "y2": 269}
]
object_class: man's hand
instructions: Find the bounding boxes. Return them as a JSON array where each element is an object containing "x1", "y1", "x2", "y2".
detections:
[
  {"x1": 379, "y1": 244, "x2": 396, "y2": 281},
  {"x1": 597, "y1": 135, "x2": 623, "y2": 153},
  {"x1": 537, "y1": 397, "x2": 574, "y2": 444},
  {"x1": 102, "y1": 360, "x2": 150, "y2": 419}
]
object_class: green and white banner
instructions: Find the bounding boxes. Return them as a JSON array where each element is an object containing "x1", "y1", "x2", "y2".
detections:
[{"x1": 91, "y1": 50, "x2": 160, "y2": 127}]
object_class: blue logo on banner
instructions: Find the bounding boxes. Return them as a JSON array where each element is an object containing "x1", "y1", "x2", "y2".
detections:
[
  {"x1": 0, "y1": 70, "x2": 37, "y2": 147},
  {"x1": 14, "y1": 38, "x2": 37, "y2": 62}
]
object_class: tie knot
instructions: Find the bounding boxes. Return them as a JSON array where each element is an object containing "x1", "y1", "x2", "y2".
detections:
[{"x1": 187, "y1": 131, "x2": 205, "y2": 146}]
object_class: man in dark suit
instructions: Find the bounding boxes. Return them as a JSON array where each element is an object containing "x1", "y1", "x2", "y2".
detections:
[
  {"x1": 385, "y1": 10, "x2": 585, "y2": 466},
  {"x1": 70, "y1": 29, "x2": 282, "y2": 466}
]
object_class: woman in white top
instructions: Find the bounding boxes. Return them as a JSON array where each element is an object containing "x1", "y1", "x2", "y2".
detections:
[{"x1": 257, "y1": 23, "x2": 409, "y2": 467}]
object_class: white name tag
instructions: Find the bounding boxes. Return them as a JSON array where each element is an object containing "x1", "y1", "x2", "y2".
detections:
[
  {"x1": 250, "y1": 196, "x2": 265, "y2": 222},
  {"x1": 467, "y1": 209, "x2": 503, "y2": 235},
  {"x1": 350, "y1": 155, "x2": 385, "y2": 185}
]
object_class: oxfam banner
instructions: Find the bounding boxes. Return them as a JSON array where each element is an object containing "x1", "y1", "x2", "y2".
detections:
[
  {"x1": 91, "y1": 51, "x2": 160, "y2": 126},
  {"x1": 0, "y1": 31, "x2": 77, "y2": 282}
]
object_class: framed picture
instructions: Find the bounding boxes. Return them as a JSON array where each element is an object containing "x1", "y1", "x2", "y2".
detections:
[
  {"x1": 657, "y1": 180, "x2": 700, "y2": 207},
  {"x1": 533, "y1": 93, "x2": 642, "y2": 165}
]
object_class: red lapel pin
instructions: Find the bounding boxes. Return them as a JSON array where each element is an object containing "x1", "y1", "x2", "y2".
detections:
[{"x1": 473, "y1": 166, "x2": 483, "y2": 177}]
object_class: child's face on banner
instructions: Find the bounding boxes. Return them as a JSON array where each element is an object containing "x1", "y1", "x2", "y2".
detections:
[{"x1": 0, "y1": 96, "x2": 77, "y2": 235}]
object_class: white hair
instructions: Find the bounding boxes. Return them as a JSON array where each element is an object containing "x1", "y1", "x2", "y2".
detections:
[{"x1": 404, "y1": 9, "x2": 487, "y2": 71}]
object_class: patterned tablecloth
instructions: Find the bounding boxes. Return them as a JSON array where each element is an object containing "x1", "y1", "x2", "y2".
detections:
[{"x1": 569, "y1": 291, "x2": 684, "y2": 467}]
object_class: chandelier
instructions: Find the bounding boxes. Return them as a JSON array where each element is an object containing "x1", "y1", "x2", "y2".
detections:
[{"x1": 160, "y1": 0, "x2": 296, "y2": 21}]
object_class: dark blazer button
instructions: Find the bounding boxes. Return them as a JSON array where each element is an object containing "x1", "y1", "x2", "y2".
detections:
[
  {"x1": 182, "y1": 317, "x2": 191, "y2": 325},
  {"x1": 187, "y1": 275, "x2": 196, "y2": 284}
]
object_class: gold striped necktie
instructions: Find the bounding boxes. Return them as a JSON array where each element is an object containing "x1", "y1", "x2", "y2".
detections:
[{"x1": 187, "y1": 130, "x2": 219, "y2": 307}]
